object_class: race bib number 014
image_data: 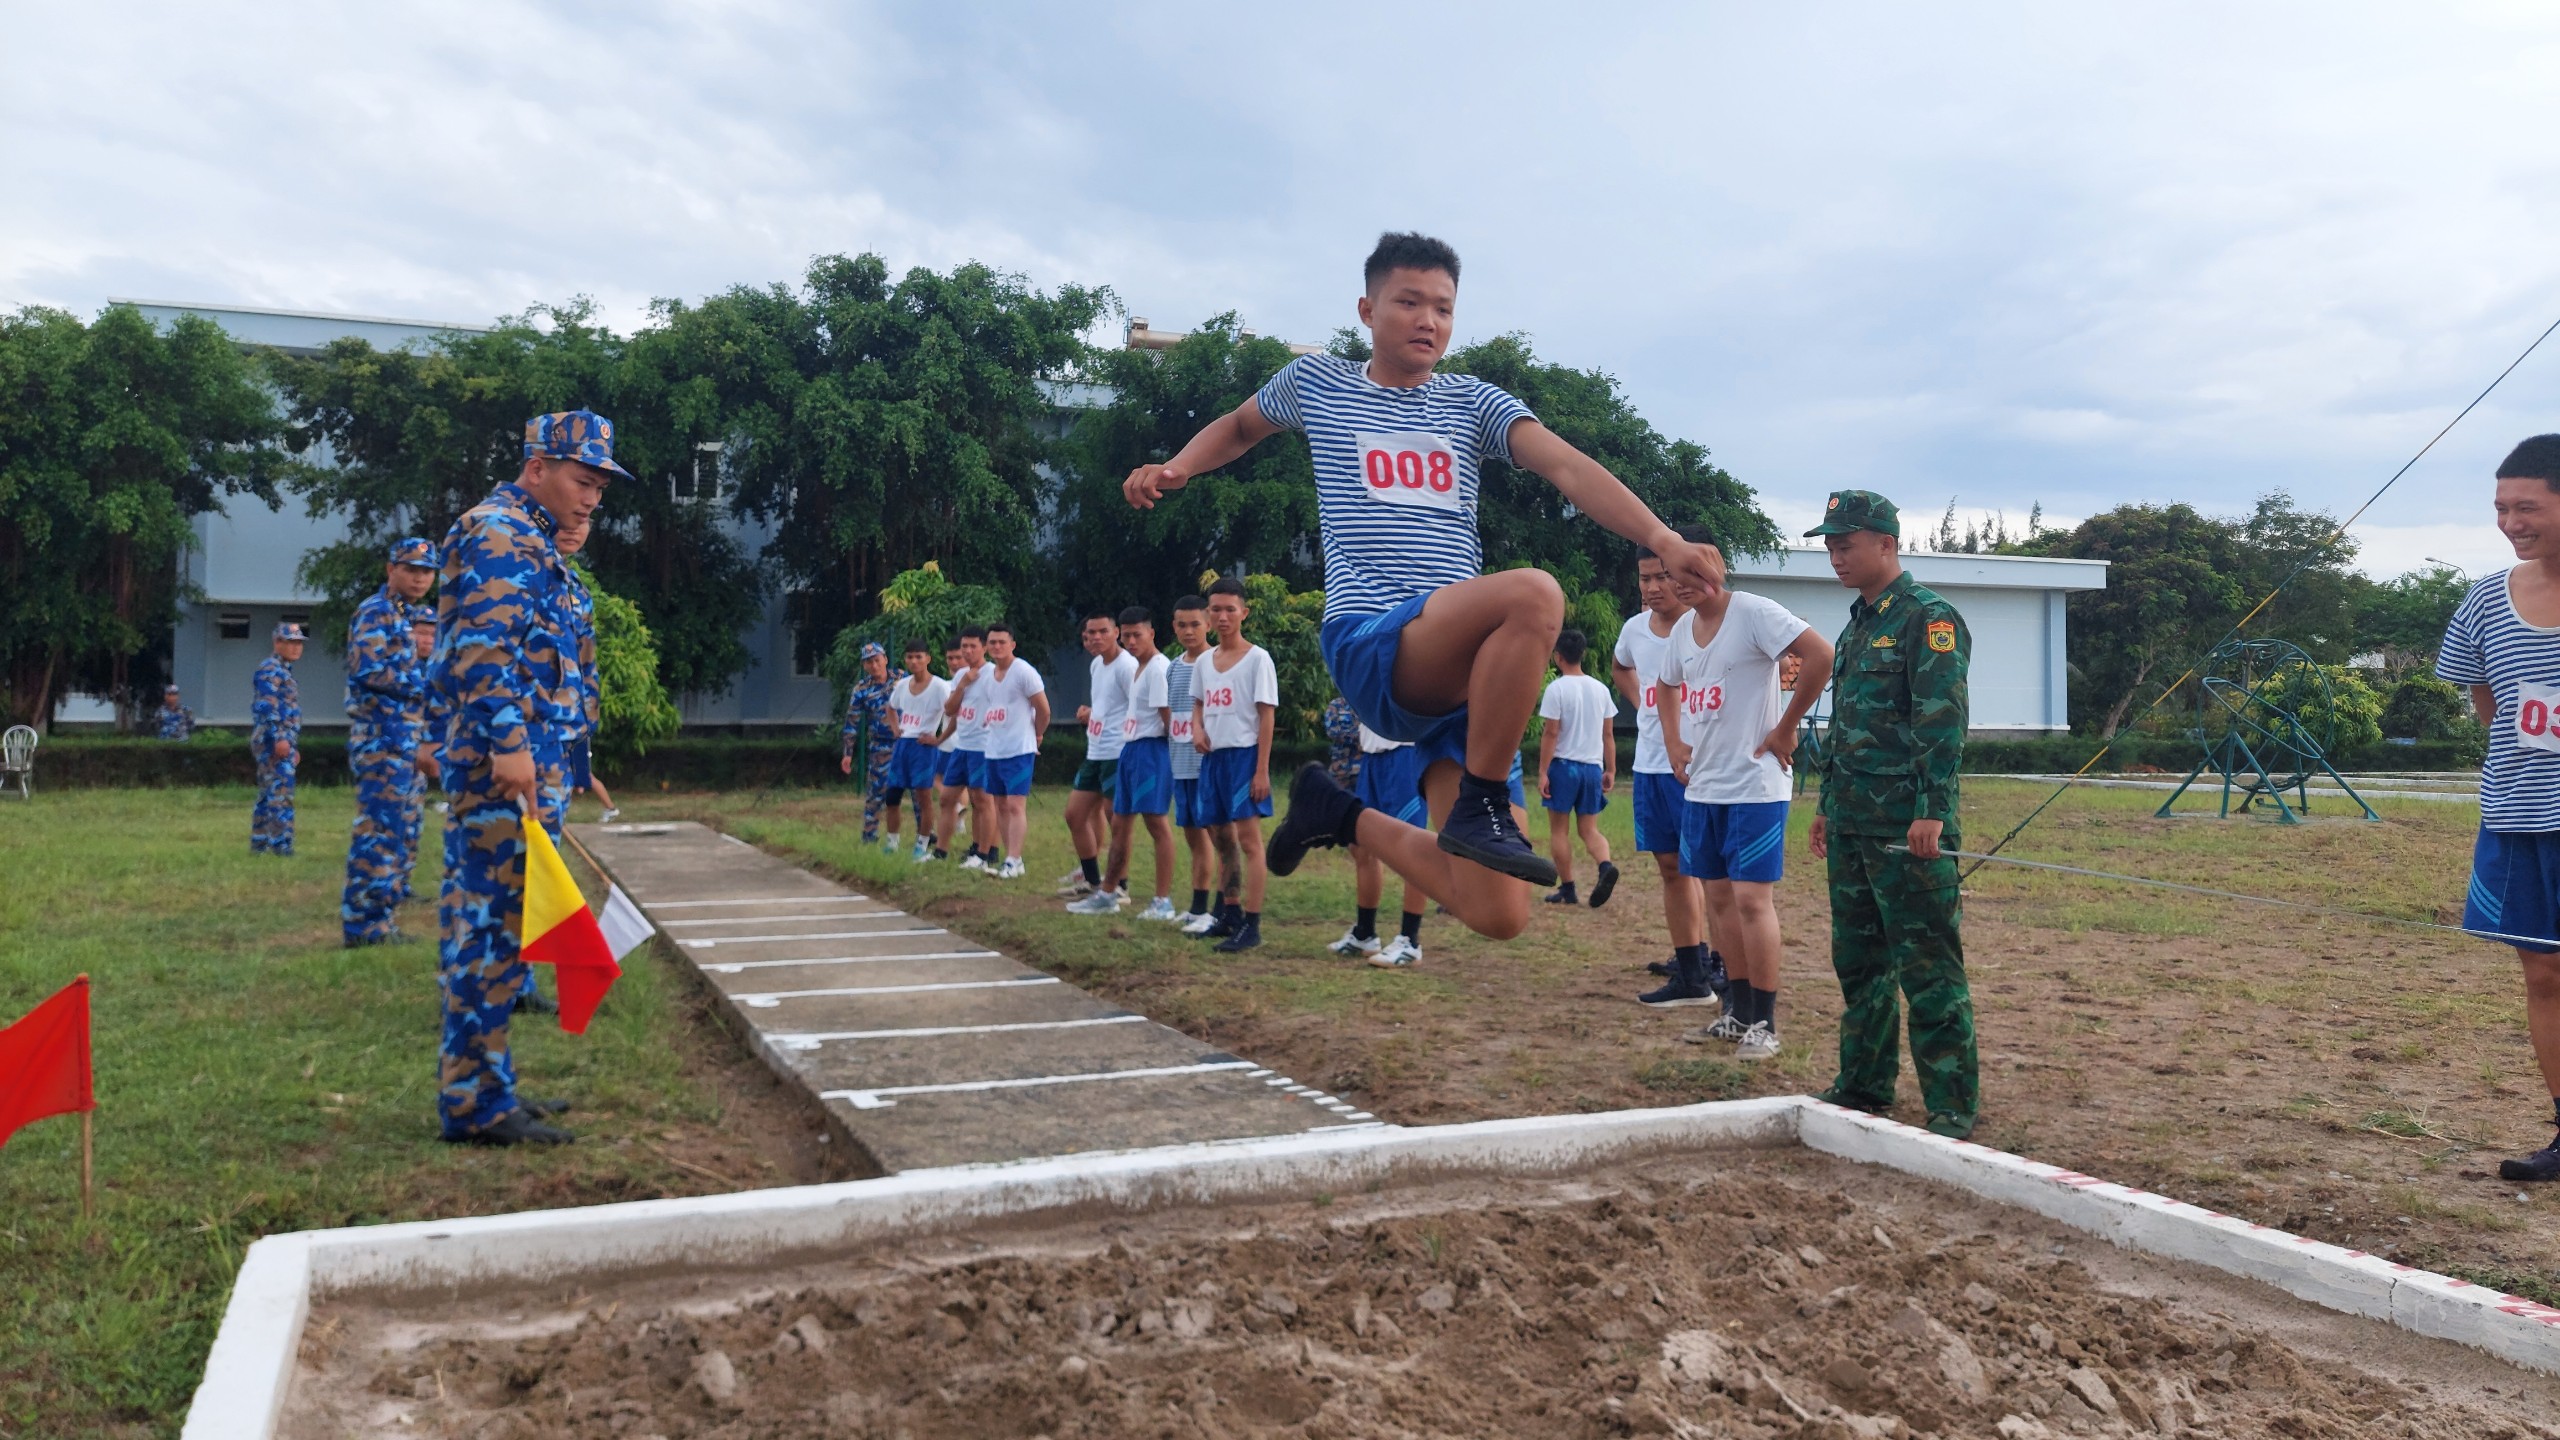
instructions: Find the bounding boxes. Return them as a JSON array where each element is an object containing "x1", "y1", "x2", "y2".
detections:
[
  {"x1": 1356, "y1": 431, "x2": 1462, "y2": 512},
  {"x1": 2517, "y1": 681, "x2": 2560, "y2": 755}
]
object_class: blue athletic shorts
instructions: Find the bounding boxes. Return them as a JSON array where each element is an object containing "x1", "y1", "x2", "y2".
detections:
[
  {"x1": 566, "y1": 736, "x2": 593, "y2": 791},
  {"x1": 952, "y1": 748, "x2": 987, "y2": 792},
  {"x1": 933, "y1": 747, "x2": 958, "y2": 785},
  {"x1": 1114, "y1": 736, "x2": 1171, "y2": 816},
  {"x1": 1543, "y1": 758, "x2": 1608, "y2": 815},
  {"x1": 1174, "y1": 775, "x2": 1204, "y2": 830},
  {"x1": 2466, "y1": 828, "x2": 2560, "y2": 954},
  {"x1": 1197, "y1": 744, "x2": 1272, "y2": 825},
  {"x1": 1320, "y1": 596, "x2": 1471, "y2": 778},
  {"x1": 1679, "y1": 799, "x2": 1789, "y2": 884},
  {"x1": 1355, "y1": 745, "x2": 1427, "y2": 827},
  {"x1": 982, "y1": 753, "x2": 1035, "y2": 797},
  {"x1": 884, "y1": 737, "x2": 938, "y2": 791},
  {"x1": 1632, "y1": 771, "x2": 1685, "y2": 854}
]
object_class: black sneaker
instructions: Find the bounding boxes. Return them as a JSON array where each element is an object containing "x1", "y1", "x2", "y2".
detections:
[
  {"x1": 514, "y1": 990, "x2": 557, "y2": 1017},
  {"x1": 2500, "y1": 1128, "x2": 2560, "y2": 1183},
  {"x1": 1268, "y1": 764, "x2": 1362, "y2": 878},
  {"x1": 443, "y1": 1108, "x2": 575, "y2": 1146},
  {"x1": 1197, "y1": 906, "x2": 1238, "y2": 940},
  {"x1": 521, "y1": 1097, "x2": 574, "y2": 1117},
  {"x1": 1543, "y1": 885, "x2": 1578, "y2": 905},
  {"x1": 1435, "y1": 774, "x2": 1558, "y2": 886},
  {"x1": 1588, "y1": 861, "x2": 1620, "y2": 910},
  {"x1": 1646, "y1": 956, "x2": 1672, "y2": 977},
  {"x1": 1638, "y1": 952, "x2": 1715, "y2": 1008},
  {"x1": 1213, "y1": 921, "x2": 1263, "y2": 954}
]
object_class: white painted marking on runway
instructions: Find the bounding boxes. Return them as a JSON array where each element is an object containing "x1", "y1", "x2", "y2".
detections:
[
  {"x1": 820, "y1": 1060, "x2": 1257, "y2": 1109},
  {"x1": 735, "y1": 977, "x2": 1061, "y2": 1008},
  {"x1": 770, "y1": 1016, "x2": 1149, "y2": 1050},
  {"x1": 703, "y1": 950, "x2": 1003, "y2": 974},
  {"x1": 660, "y1": 912, "x2": 884, "y2": 927},
  {"x1": 641, "y1": 895, "x2": 866, "y2": 909},
  {"x1": 685, "y1": 926, "x2": 944, "y2": 947}
]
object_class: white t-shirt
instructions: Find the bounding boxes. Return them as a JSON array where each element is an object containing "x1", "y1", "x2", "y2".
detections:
[
  {"x1": 1196, "y1": 643, "x2": 1279, "y2": 752},
  {"x1": 1084, "y1": 650, "x2": 1138, "y2": 760},
  {"x1": 1614, "y1": 611, "x2": 1680, "y2": 775},
  {"x1": 1124, "y1": 652, "x2": 1170, "y2": 742},
  {"x1": 1538, "y1": 673, "x2": 1618, "y2": 766},
  {"x1": 947, "y1": 661, "x2": 990, "y2": 750},
  {"x1": 977, "y1": 658, "x2": 1047, "y2": 760},
  {"x1": 1668, "y1": 591, "x2": 1812, "y2": 805},
  {"x1": 891, "y1": 675, "x2": 951, "y2": 745},
  {"x1": 1357, "y1": 723, "x2": 1409, "y2": 755}
]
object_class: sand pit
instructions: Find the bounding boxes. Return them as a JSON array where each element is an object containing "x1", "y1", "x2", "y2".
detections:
[{"x1": 283, "y1": 1149, "x2": 2560, "y2": 1440}]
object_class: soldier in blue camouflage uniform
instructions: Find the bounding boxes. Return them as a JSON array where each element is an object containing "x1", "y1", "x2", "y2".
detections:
[
  {"x1": 154, "y1": 685, "x2": 196, "y2": 740},
  {"x1": 842, "y1": 642, "x2": 898, "y2": 841},
  {"x1": 399, "y1": 604, "x2": 445, "y2": 906},
  {"x1": 1804, "y1": 490, "x2": 1980, "y2": 1139},
  {"x1": 250, "y1": 623, "x2": 305, "y2": 854},
  {"x1": 341, "y1": 538, "x2": 440, "y2": 946},
  {"x1": 430, "y1": 409, "x2": 622, "y2": 1146}
]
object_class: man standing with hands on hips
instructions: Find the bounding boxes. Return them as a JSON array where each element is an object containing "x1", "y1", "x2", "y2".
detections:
[
  {"x1": 1805, "y1": 490, "x2": 1980, "y2": 1140},
  {"x1": 430, "y1": 409, "x2": 621, "y2": 1146}
]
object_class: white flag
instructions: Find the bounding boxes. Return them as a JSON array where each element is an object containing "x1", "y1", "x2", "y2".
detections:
[{"x1": 599, "y1": 883, "x2": 655, "y2": 962}]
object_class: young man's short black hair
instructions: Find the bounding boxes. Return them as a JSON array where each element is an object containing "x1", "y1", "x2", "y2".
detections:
[
  {"x1": 2498, "y1": 434, "x2": 2560, "y2": 488},
  {"x1": 902, "y1": 638, "x2": 930, "y2": 655},
  {"x1": 1555, "y1": 629, "x2": 1588, "y2": 667},
  {"x1": 958, "y1": 624, "x2": 988, "y2": 643},
  {"x1": 1117, "y1": 605, "x2": 1153, "y2": 628},
  {"x1": 1206, "y1": 576, "x2": 1247, "y2": 600},
  {"x1": 1172, "y1": 593, "x2": 1207, "y2": 613},
  {"x1": 986, "y1": 621, "x2": 1014, "y2": 639},
  {"x1": 1083, "y1": 606, "x2": 1117, "y2": 625},
  {"x1": 1364, "y1": 232, "x2": 1460, "y2": 293}
]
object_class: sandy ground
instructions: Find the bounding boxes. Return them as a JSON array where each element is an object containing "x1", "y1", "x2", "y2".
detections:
[{"x1": 286, "y1": 1149, "x2": 2560, "y2": 1440}]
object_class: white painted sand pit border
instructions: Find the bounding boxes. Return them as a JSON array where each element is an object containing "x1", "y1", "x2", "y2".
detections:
[{"x1": 182, "y1": 1095, "x2": 2560, "y2": 1438}]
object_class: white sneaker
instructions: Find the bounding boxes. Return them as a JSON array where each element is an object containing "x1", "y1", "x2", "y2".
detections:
[
  {"x1": 598, "y1": 807, "x2": 621, "y2": 824},
  {"x1": 1180, "y1": 911, "x2": 1222, "y2": 936},
  {"x1": 1736, "y1": 1022, "x2": 1781, "y2": 1062},
  {"x1": 996, "y1": 858, "x2": 1026, "y2": 880},
  {"x1": 880, "y1": 834, "x2": 901, "y2": 854},
  {"x1": 911, "y1": 837, "x2": 932, "y2": 862},
  {"x1": 1369, "y1": 935, "x2": 1422, "y2": 968},
  {"x1": 1682, "y1": 1014, "x2": 1750, "y2": 1046},
  {"x1": 1066, "y1": 889, "x2": 1123, "y2": 915},
  {"x1": 1137, "y1": 897, "x2": 1180, "y2": 921},
  {"x1": 1055, "y1": 870, "x2": 1094, "y2": 897},
  {"x1": 1328, "y1": 928, "x2": 1382, "y2": 958},
  {"x1": 960, "y1": 851, "x2": 987, "y2": 872}
]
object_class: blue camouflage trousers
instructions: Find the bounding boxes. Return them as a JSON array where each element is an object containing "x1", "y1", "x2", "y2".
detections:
[
  {"x1": 860, "y1": 740, "x2": 895, "y2": 840},
  {"x1": 251, "y1": 746, "x2": 296, "y2": 854},
  {"x1": 396, "y1": 758, "x2": 427, "y2": 903},
  {"x1": 340, "y1": 722, "x2": 417, "y2": 944},
  {"x1": 437, "y1": 740, "x2": 566, "y2": 1138}
]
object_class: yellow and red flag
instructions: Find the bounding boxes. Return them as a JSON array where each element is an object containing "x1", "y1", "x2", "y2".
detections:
[{"x1": 522, "y1": 820, "x2": 621, "y2": 1034}]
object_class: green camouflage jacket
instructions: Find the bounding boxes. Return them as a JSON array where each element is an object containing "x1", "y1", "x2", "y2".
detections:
[{"x1": 1819, "y1": 571, "x2": 1969, "y2": 835}]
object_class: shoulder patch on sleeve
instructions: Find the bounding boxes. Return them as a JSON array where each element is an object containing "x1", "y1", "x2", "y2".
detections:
[{"x1": 1927, "y1": 620, "x2": 1957, "y2": 653}]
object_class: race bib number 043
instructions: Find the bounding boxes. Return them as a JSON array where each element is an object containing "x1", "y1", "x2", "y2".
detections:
[
  {"x1": 1356, "y1": 431, "x2": 1462, "y2": 512},
  {"x1": 2517, "y1": 681, "x2": 2560, "y2": 755}
]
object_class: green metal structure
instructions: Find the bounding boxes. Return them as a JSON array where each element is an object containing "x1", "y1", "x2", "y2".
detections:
[{"x1": 2154, "y1": 638, "x2": 2378, "y2": 823}]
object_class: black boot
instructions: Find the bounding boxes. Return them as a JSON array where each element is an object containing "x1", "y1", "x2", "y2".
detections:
[
  {"x1": 1638, "y1": 948, "x2": 1715, "y2": 1008},
  {"x1": 1269, "y1": 764, "x2": 1364, "y2": 877},
  {"x1": 1435, "y1": 772, "x2": 1557, "y2": 885}
]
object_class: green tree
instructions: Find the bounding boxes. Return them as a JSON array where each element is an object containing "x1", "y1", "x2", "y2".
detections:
[
  {"x1": 821, "y1": 561, "x2": 1008, "y2": 705},
  {"x1": 0, "y1": 304, "x2": 289, "y2": 728},
  {"x1": 2256, "y1": 661, "x2": 2384, "y2": 753},
  {"x1": 2379, "y1": 673, "x2": 2477, "y2": 742},
  {"x1": 2353, "y1": 564, "x2": 2469, "y2": 674},
  {"x1": 574, "y1": 560, "x2": 682, "y2": 761},
  {"x1": 1232, "y1": 571, "x2": 1331, "y2": 744}
]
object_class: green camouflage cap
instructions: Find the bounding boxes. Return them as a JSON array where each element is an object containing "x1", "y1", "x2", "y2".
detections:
[{"x1": 1804, "y1": 489, "x2": 1900, "y2": 538}]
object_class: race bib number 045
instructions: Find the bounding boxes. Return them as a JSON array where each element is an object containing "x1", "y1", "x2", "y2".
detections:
[
  {"x1": 1356, "y1": 431, "x2": 1462, "y2": 512},
  {"x1": 2517, "y1": 681, "x2": 2560, "y2": 755}
]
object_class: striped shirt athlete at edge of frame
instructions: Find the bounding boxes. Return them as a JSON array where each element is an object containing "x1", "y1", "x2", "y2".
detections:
[{"x1": 1122, "y1": 231, "x2": 1725, "y2": 945}]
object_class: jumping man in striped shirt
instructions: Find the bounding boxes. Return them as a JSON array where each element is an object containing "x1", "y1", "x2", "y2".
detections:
[{"x1": 1123, "y1": 233, "x2": 1725, "y2": 939}]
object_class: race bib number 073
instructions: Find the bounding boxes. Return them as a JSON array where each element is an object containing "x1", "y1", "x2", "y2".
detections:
[
  {"x1": 1356, "y1": 431, "x2": 1462, "y2": 512},
  {"x1": 2517, "y1": 681, "x2": 2560, "y2": 755}
]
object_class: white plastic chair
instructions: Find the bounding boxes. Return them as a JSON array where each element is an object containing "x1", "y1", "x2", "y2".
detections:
[{"x1": 1, "y1": 725, "x2": 33, "y2": 799}]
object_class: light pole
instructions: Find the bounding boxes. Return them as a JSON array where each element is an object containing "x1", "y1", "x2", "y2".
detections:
[{"x1": 2423, "y1": 556, "x2": 2469, "y2": 581}]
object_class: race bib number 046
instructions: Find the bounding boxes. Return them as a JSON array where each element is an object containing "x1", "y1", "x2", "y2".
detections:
[
  {"x1": 2517, "y1": 681, "x2": 2560, "y2": 755},
  {"x1": 1356, "y1": 431, "x2": 1462, "y2": 512}
]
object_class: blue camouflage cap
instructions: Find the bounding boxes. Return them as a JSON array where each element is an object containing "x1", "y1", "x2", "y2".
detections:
[
  {"x1": 523, "y1": 409, "x2": 633, "y2": 479},
  {"x1": 272, "y1": 621, "x2": 307, "y2": 641},
  {"x1": 405, "y1": 603, "x2": 438, "y2": 627},
  {"x1": 859, "y1": 641, "x2": 887, "y2": 661},
  {"x1": 389, "y1": 536, "x2": 440, "y2": 568}
]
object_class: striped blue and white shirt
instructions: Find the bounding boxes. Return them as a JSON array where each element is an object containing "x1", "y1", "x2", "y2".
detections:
[
  {"x1": 1165, "y1": 652, "x2": 1203, "y2": 781},
  {"x1": 1253, "y1": 354, "x2": 1537, "y2": 622},
  {"x1": 2437, "y1": 569, "x2": 2560, "y2": 831}
]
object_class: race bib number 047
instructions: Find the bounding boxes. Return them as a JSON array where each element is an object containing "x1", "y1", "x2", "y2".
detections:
[
  {"x1": 2517, "y1": 681, "x2": 2560, "y2": 755},
  {"x1": 1356, "y1": 431, "x2": 1462, "y2": 512}
]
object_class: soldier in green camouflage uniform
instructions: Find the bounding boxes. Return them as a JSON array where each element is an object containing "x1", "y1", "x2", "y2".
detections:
[{"x1": 1804, "y1": 490, "x2": 1979, "y2": 1139}]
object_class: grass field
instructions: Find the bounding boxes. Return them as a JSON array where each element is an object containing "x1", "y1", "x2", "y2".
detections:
[{"x1": 7, "y1": 771, "x2": 2559, "y2": 1435}]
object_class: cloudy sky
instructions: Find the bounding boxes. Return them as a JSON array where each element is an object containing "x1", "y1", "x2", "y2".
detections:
[{"x1": 9, "y1": 1, "x2": 2560, "y2": 577}]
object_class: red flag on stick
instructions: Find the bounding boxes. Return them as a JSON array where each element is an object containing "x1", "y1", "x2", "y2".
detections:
[{"x1": 0, "y1": 974, "x2": 92, "y2": 1151}]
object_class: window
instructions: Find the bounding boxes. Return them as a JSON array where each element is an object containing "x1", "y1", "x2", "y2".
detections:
[
  {"x1": 786, "y1": 590, "x2": 821, "y2": 677},
  {"x1": 671, "y1": 440, "x2": 727, "y2": 504},
  {"x1": 218, "y1": 612, "x2": 251, "y2": 640}
]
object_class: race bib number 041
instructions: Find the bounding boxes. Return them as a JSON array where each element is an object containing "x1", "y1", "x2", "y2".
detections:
[
  {"x1": 1356, "y1": 431, "x2": 1462, "y2": 512},
  {"x1": 2517, "y1": 681, "x2": 2560, "y2": 755}
]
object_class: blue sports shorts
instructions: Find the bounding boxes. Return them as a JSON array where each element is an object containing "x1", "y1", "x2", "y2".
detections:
[
  {"x1": 1174, "y1": 775, "x2": 1204, "y2": 830},
  {"x1": 566, "y1": 736, "x2": 594, "y2": 791},
  {"x1": 2466, "y1": 828, "x2": 2560, "y2": 954},
  {"x1": 883, "y1": 737, "x2": 938, "y2": 791},
  {"x1": 1321, "y1": 597, "x2": 1472, "y2": 778},
  {"x1": 1632, "y1": 771, "x2": 1686, "y2": 854},
  {"x1": 948, "y1": 748, "x2": 986, "y2": 792},
  {"x1": 1543, "y1": 758, "x2": 1608, "y2": 815},
  {"x1": 982, "y1": 753, "x2": 1036, "y2": 797},
  {"x1": 1679, "y1": 799, "x2": 1790, "y2": 884},
  {"x1": 1197, "y1": 745, "x2": 1273, "y2": 825},
  {"x1": 1355, "y1": 745, "x2": 1427, "y2": 827},
  {"x1": 1114, "y1": 737, "x2": 1171, "y2": 816}
]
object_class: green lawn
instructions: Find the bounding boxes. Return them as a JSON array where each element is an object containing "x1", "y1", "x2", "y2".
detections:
[{"x1": 0, "y1": 788, "x2": 796, "y2": 1439}]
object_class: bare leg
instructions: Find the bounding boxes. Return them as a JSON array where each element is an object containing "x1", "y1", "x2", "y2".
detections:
[
  {"x1": 1353, "y1": 847, "x2": 1384, "y2": 910},
  {"x1": 1065, "y1": 790, "x2": 1103, "y2": 863},
  {"x1": 1184, "y1": 825, "x2": 1212, "y2": 896},
  {"x1": 587, "y1": 774, "x2": 616, "y2": 810},
  {"x1": 1105, "y1": 810, "x2": 1134, "y2": 890},
  {"x1": 1348, "y1": 759, "x2": 1533, "y2": 940},
  {"x1": 970, "y1": 789, "x2": 992, "y2": 851},
  {"x1": 1210, "y1": 824, "x2": 1242, "y2": 907},
  {"x1": 1387, "y1": 570, "x2": 1566, "y2": 782},
  {"x1": 883, "y1": 795, "x2": 903, "y2": 840},
  {"x1": 1654, "y1": 852, "x2": 1706, "y2": 948},
  {"x1": 1236, "y1": 820, "x2": 1267, "y2": 911},
  {"x1": 1724, "y1": 880, "x2": 1783, "y2": 992},
  {"x1": 1000, "y1": 794, "x2": 1029, "y2": 859},
  {"x1": 1144, "y1": 814, "x2": 1175, "y2": 898},
  {"x1": 936, "y1": 783, "x2": 959, "y2": 848},
  {"x1": 910, "y1": 790, "x2": 932, "y2": 842},
  {"x1": 1578, "y1": 812, "x2": 1611, "y2": 867},
  {"x1": 2523, "y1": 949, "x2": 2560, "y2": 1100},
  {"x1": 1547, "y1": 810, "x2": 1576, "y2": 886}
]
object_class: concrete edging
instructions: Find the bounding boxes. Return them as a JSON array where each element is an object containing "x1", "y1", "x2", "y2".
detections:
[{"x1": 181, "y1": 1094, "x2": 2560, "y2": 1437}]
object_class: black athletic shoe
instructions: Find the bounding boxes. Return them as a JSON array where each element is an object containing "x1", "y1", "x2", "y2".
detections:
[
  {"x1": 1213, "y1": 921, "x2": 1263, "y2": 954},
  {"x1": 1268, "y1": 764, "x2": 1361, "y2": 878},
  {"x1": 513, "y1": 990, "x2": 557, "y2": 1017},
  {"x1": 1638, "y1": 951, "x2": 1715, "y2": 1008},
  {"x1": 1587, "y1": 861, "x2": 1619, "y2": 909},
  {"x1": 1197, "y1": 906, "x2": 1238, "y2": 940},
  {"x1": 1436, "y1": 774, "x2": 1558, "y2": 886},
  {"x1": 1647, "y1": 956, "x2": 1672, "y2": 977},
  {"x1": 1543, "y1": 885, "x2": 1578, "y2": 905},
  {"x1": 520, "y1": 1097, "x2": 573, "y2": 1117},
  {"x1": 2500, "y1": 1128, "x2": 2560, "y2": 1183},
  {"x1": 443, "y1": 1108, "x2": 575, "y2": 1146}
]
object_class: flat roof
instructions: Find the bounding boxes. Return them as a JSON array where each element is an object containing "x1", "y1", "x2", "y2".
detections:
[{"x1": 1733, "y1": 546, "x2": 2108, "y2": 591}]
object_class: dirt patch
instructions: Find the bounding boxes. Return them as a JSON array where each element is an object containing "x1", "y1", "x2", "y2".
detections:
[{"x1": 286, "y1": 1150, "x2": 2560, "y2": 1439}]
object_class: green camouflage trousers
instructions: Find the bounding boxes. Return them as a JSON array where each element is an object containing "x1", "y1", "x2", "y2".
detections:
[{"x1": 1824, "y1": 830, "x2": 1978, "y2": 1119}]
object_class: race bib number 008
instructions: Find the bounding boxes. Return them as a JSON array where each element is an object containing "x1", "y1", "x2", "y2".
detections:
[
  {"x1": 2517, "y1": 681, "x2": 2560, "y2": 755},
  {"x1": 1356, "y1": 431, "x2": 1462, "y2": 512}
]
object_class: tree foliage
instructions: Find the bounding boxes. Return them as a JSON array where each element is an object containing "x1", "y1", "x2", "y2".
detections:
[
  {"x1": 0, "y1": 304, "x2": 288, "y2": 727},
  {"x1": 574, "y1": 560, "x2": 682, "y2": 761},
  {"x1": 821, "y1": 561, "x2": 1008, "y2": 705},
  {"x1": 2351, "y1": 564, "x2": 2469, "y2": 675},
  {"x1": 1229, "y1": 570, "x2": 1331, "y2": 744}
]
